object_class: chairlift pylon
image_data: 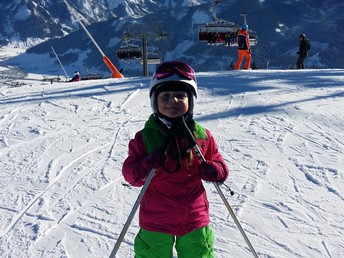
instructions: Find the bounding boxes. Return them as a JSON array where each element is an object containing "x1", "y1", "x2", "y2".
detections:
[{"x1": 140, "y1": 45, "x2": 162, "y2": 65}]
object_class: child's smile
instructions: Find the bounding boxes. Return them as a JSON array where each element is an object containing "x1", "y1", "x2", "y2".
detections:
[{"x1": 157, "y1": 91, "x2": 189, "y2": 118}]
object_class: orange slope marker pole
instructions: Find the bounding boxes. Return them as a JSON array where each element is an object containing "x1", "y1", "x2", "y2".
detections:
[
  {"x1": 63, "y1": 0, "x2": 123, "y2": 78},
  {"x1": 103, "y1": 56, "x2": 124, "y2": 79}
]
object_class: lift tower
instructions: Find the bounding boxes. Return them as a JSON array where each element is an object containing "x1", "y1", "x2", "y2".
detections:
[{"x1": 122, "y1": 24, "x2": 167, "y2": 76}]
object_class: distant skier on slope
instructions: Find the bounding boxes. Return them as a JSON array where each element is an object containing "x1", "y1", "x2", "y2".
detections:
[
  {"x1": 296, "y1": 34, "x2": 310, "y2": 69},
  {"x1": 68, "y1": 71, "x2": 81, "y2": 82},
  {"x1": 234, "y1": 24, "x2": 251, "y2": 70},
  {"x1": 122, "y1": 60, "x2": 229, "y2": 257}
]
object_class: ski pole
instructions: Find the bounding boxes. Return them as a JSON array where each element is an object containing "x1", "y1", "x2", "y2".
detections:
[
  {"x1": 109, "y1": 168, "x2": 156, "y2": 258},
  {"x1": 193, "y1": 144, "x2": 259, "y2": 258},
  {"x1": 287, "y1": 56, "x2": 297, "y2": 69},
  {"x1": 176, "y1": 117, "x2": 259, "y2": 258},
  {"x1": 212, "y1": 182, "x2": 259, "y2": 258}
]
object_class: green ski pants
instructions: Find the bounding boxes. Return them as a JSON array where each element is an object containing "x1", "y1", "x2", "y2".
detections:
[{"x1": 134, "y1": 225, "x2": 215, "y2": 258}]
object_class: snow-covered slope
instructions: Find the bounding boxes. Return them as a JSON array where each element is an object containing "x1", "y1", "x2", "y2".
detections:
[{"x1": 0, "y1": 46, "x2": 343, "y2": 257}]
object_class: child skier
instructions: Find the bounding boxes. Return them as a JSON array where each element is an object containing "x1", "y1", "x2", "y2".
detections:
[{"x1": 122, "y1": 60, "x2": 229, "y2": 257}]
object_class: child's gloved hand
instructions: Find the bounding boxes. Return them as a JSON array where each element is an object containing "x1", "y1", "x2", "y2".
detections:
[
  {"x1": 142, "y1": 148, "x2": 164, "y2": 174},
  {"x1": 198, "y1": 160, "x2": 224, "y2": 182}
]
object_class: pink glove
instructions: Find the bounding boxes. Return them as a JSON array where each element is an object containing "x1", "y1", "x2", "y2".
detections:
[
  {"x1": 198, "y1": 160, "x2": 225, "y2": 182},
  {"x1": 142, "y1": 148, "x2": 164, "y2": 174}
]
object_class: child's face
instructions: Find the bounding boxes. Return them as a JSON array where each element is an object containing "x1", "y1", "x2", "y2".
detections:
[{"x1": 157, "y1": 91, "x2": 189, "y2": 118}]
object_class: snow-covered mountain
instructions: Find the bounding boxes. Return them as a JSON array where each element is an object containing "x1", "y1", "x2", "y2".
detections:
[
  {"x1": 0, "y1": 0, "x2": 163, "y2": 46},
  {"x1": 0, "y1": 0, "x2": 200, "y2": 47},
  {"x1": 1, "y1": 0, "x2": 344, "y2": 76}
]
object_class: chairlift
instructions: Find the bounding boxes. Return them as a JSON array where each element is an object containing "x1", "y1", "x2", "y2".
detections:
[
  {"x1": 248, "y1": 30, "x2": 258, "y2": 46},
  {"x1": 228, "y1": 30, "x2": 258, "y2": 47},
  {"x1": 198, "y1": 2, "x2": 258, "y2": 47},
  {"x1": 198, "y1": 0, "x2": 239, "y2": 45},
  {"x1": 140, "y1": 52, "x2": 162, "y2": 65},
  {"x1": 198, "y1": 19, "x2": 240, "y2": 45},
  {"x1": 116, "y1": 44, "x2": 142, "y2": 60}
]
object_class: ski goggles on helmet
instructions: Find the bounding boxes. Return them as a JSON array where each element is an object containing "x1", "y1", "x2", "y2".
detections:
[{"x1": 154, "y1": 61, "x2": 196, "y2": 81}]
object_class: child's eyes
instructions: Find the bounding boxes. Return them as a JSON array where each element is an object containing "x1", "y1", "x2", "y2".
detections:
[
  {"x1": 175, "y1": 93, "x2": 188, "y2": 99},
  {"x1": 160, "y1": 93, "x2": 188, "y2": 100}
]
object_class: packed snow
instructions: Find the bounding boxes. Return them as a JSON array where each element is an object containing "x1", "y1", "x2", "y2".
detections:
[{"x1": 0, "y1": 46, "x2": 344, "y2": 258}]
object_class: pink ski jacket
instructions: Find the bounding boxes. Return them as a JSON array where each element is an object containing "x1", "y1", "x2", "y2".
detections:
[{"x1": 122, "y1": 115, "x2": 229, "y2": 236}]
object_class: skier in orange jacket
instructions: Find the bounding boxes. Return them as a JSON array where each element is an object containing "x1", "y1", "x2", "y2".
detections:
[{"x1": 234, "y1": 25, "x2": 251, "y2": 70}]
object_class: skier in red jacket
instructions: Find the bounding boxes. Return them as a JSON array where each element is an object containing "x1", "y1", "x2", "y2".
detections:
[
  {"x1": 122, "y1": 60, "x2": 229, "y2": 257},
  {"x1": 234, "y1": 25, "x2": 251, "y2": 70},
  {"x1": 68, "y1": 71, "x2": 81, "y2": 82}
]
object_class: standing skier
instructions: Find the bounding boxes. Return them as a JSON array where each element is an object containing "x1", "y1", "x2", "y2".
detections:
[
  {"x1": 296, "y1": 34, "x2": 310, "y2": 69},
  {"x1": 122, "y1": 60, "x2": 229, "y2": 257},
  {"x1": 234, "y1": 25, "x2": 251, "y2": 70}
]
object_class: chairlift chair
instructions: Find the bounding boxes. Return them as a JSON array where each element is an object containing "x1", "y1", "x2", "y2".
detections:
[
  {"x1": 140, "y1": 52, "x2": 162, "y2": 65},
  {"x1": 116, "y1": 44, "x2": 142, "y2": 60},
  {"x1": 198, "y1": 19, "x2": 240, "y2": 45}
]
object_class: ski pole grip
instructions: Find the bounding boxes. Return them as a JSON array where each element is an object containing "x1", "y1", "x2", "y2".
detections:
[
  {"x1": 175, "y1": 116, "x2": 197, "y2": 147},
  {"x1": 173, "y1": 117, "x2": 206, "y2": 162}
]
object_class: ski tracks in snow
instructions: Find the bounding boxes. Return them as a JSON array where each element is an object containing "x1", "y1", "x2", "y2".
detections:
[
  {"x1": 0, "y1": 80, "x2": 150, "y2": 257},
  {"x1": 196, "y1": 74, "x2": 344, "y2": 257},
  {"x1": 216, "y1": 82, "x2": 344, "y2": 257},
  {"x1": 1, "y1": 70, "x2": 344, "y2": 258}
]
